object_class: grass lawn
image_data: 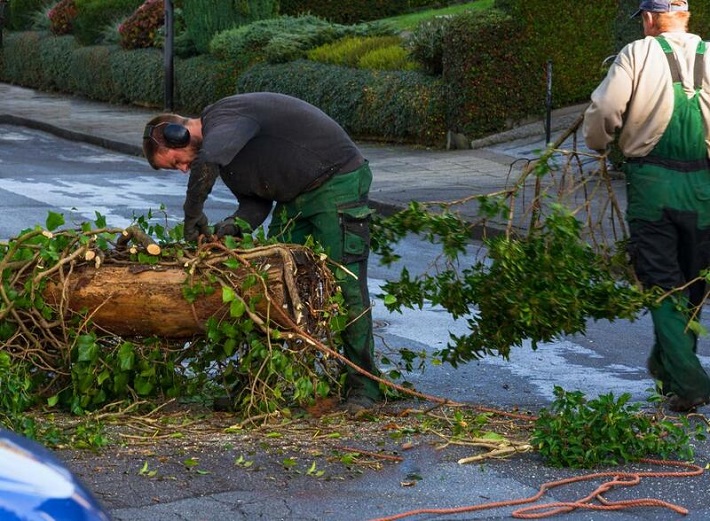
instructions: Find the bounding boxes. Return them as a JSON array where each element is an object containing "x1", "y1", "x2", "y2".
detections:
[{"x1": 384, "y1": 0, "x2": 494, "y2": 30}]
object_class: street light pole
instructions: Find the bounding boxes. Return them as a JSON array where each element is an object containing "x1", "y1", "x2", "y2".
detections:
[{"x1": 164, "y1": 0, "x2": 174, "y2": 111}]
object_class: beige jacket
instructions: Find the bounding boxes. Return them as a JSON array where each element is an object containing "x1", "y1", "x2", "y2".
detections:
[{"x1": 583, "y1": 32, "x2": 710, "y2": 157}]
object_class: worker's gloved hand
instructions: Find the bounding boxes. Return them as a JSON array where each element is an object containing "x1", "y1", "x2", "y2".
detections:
[
  {"x1": 214, "y1": 219, "x2": 244, "y2": 239},
  {"x1": 183, "y1": 212, "x2": 210, "y2": 242}
]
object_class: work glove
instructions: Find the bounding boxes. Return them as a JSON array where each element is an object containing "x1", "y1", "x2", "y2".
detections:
[
  {"x1": 183, "y1": 212, "x2": 210, "y2": 242},
  {"x1": 214, "y1": 219, "x2": 244, "y2": 239}
]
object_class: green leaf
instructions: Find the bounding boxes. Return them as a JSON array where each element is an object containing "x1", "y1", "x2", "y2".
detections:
[
  {"x1": 45, "y1": 211, "x2": 65, "y2": 231},
  {"x1": 230, "y1": 298, "x2": 246, "y2": 318},
  {"x1": 222, "y1": 286, "x2": 236, "y2": 303},
  {"x1": 118, "y1": 343, "x2": 135, "y2": 371},
  {"x1": 97, "y1": 369, "x2": 111, "y2": 385},
  {"x1": 76, "y1": 335, "x2": 98, "y2": 362},
  {"x1": 94, "y1": 212, "x2": 107, "y2": 228}
]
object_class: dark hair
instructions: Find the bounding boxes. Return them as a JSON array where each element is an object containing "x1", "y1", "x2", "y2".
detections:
[{"x1": 142, "y1": 114, "x2": 188, "y2": 169}]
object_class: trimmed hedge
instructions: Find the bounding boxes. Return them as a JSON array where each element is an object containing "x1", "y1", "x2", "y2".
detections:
[
  {"x1": 506, "y1": 0, "x2": 617, "y2": 106},
  {"x1": 237, "y1": 60, "x2": 447, "y2": 146},
  {"x1": 1, "y1": 31, "x2": 46, "y2": 88},
  {"x1": 174, "y1": 55, "x2": 239, "y2": 114},
  {"x1": 442, "y1": 10, "x2": 533, "y2": 138},
  {"x1": 0, "y1": 32, "x2": 236, "y2": 114},
  {"x1": 71, "y1": 45, "x2": 124, "y2": 103},
  {"x1": 39, "y1": 35, "x2": 80, "y2": 93},
  {"x1": 109, "y1": 48, "x2": 164, "y2": 107}
]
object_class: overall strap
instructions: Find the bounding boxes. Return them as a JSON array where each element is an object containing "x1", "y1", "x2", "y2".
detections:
[
  {"x1": 656, "y1": 36, "x2": 706, "y2": 90},
  {"x1": 694, "y1": 40, "x2": 706, "y2": 91},
  {"x1": 656, "y1": 36, "x2": 681, "y2": 83}
]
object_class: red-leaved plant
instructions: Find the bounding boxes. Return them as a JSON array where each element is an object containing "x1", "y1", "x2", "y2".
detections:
[
  {"x1": 48, "y1": 0, "x2": 78, "y2": 36},
  {"x1": 119, "y1": 0, "x2": 165, "y2": 49}
]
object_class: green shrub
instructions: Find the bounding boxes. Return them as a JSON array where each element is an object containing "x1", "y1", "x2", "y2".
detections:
[
  {"x1": 71, "y1": 45, "x2": 123, "y2": 102},
  {"x1": 211, "y1": 15, "x2": 395, "y2": 69},
  {"x1": 28, "y1": 1, "x2": 54, "y2": 31},
  {"x1": 73, "y1": 0, "x2": 143, "y2": 45},
  {"x1": 505, "y1": 0, "x2": 617, "y2": 106},
  {"x1": 109, "y1": 47, "x2": 163, "y2": 107},
  {"x1": 174, "y1": 55, "x2": 239, "y2": 114},
  {"x1": 0, "y1": 31, "x2": 47, "y2": 88},
  {"x1": 442, "y1": 10, "x2": 532, "y2": 138},
  {"x1": 238, "y1": 60, "x2": 447, "y2": 146},
  {"x1": 7, "y1": 0, "x2": 48, "y2": 30},
  {"x1": 183, "y1": 0, "x2": 278, "y2": 55},
  {"x1": 39, "y1": 34, "x2": 79, "y2": 92},
  {"x1": 358, "y1": 45, "x2": 418, "y2": 71},
  {"x1": 307, "y1": 35, "x2": 405, "y2": 68},
  {"x1": 406, "y1": 15, "x2": 452, "y2": 75}
]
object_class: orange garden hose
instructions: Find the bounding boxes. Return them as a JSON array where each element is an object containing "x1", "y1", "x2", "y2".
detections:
[{"x1": 370, "y1": 458, "x2": 703, "y2": 521}]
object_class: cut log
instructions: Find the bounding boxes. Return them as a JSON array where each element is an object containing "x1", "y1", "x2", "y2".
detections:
[{"x1": 43, "y1": 245, "x2": 333, "y2": 339}]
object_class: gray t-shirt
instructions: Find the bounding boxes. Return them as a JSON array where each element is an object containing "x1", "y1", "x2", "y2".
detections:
[{"x1": 184, "y1": 92, "x2": 364, "y2": 229}]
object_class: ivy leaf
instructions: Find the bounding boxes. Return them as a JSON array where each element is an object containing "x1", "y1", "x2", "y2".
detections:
[
  {"x1": 230, "y1": 298, "x2": 246, "y2": 318},
  {"x1": 222, "y1": 286, "x2": 236, "y2": 303},
  {"x1": 45, "y1": 211, "x2": 64, "y2": 231},
  {"x1": 94, "y1": 212, "x2": 107, "y2": 228},
  {"x1": 76, "y1": 335, "x2": 98, "y2": 362},
  {"x1": 118, "y1": 343, "x2": 135, "y2": 371}
]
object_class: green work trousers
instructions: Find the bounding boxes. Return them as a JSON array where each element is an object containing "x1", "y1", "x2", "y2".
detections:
[
  {"x1": 268, "y1": 163, "x2": 382, "y2": 400},
  {"x1": 623, "y1": 36, "x2": 710, "y2": 401}
]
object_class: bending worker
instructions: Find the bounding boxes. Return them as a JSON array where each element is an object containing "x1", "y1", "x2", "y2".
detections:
[
  {"x1": 583, "y1": 0, "x2": 710, "y2": 412},
  {"x1": 142, "y1": 92, "x2": 383, "y2": 412}
]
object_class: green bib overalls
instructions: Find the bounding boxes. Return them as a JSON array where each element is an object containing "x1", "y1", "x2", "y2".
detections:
[
  {"x1": 624, "y1": 36, "x2": 710, "y2": 400},
  {"x1": 268, "y1": 163, "x2": 383, "y2": 401}
]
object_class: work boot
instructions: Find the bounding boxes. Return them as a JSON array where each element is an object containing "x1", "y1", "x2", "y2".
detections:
[
  {"x1": 666, "y1": 394, "x2": 710, "y2": 413},
  {"x1": 213, "y1": 395, "x2": 235, "y2": 412},
  {"x1": 340, "y1": 389, "x2": 382, "y2": 417},
  {"x1": 647, "y1": 358, "x2": 671, "y2": 396}
]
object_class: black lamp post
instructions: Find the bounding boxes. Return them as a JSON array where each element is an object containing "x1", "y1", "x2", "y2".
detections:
[
  {"x1": 0, "y1": 0, "x2": 8, "y2": 48},
  {"x1": 164, "y1": 0, "x2": 174, "y2": 111}
]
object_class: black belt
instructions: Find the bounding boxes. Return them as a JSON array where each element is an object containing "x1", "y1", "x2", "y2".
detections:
[
  {"x1": 303, "y1": 156, "x2": 365, "y2": 193},
  {"x1": 626, "y1": 156, "x2": 710, "y2": 172}
]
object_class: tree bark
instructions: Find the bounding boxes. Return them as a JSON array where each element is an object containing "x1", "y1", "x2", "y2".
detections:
[{"x1": 43, "y1": 245, "x2": 332, "y2": 339}]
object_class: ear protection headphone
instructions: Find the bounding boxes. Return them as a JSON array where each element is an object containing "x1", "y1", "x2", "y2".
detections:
[{"x1": 143, "y1": 122, "x2": 191, "y2": 149}]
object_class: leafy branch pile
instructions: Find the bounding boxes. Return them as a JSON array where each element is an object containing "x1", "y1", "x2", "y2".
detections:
[
  {"x1": 372, "y1": 126, "x2": 655, "y2": 365},
  {"x1": 532, "y1": 386, "x2": 703, "y2": 468},
  {"x1": 0, "y1": 210, "x2": 346, "y2": 427}
]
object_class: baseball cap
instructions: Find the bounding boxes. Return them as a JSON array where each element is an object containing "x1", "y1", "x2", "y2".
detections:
[{"x1": 631, "y1": 0, "x2": 688, "y2": 18}]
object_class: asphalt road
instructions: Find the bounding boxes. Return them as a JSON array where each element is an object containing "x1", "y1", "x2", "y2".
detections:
[{"x1": 2, "y1": 125, "x2": 710, "y2": 520}]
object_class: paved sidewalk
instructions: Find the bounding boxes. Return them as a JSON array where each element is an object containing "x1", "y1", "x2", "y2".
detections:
[{"x1": 0, "y1": 83, "x2": 597, "y2": 222}]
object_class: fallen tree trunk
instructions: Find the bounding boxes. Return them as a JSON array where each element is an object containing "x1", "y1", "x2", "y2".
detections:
[{"x1": 44, "y1": 243, "x2": 334, "y2": 339}]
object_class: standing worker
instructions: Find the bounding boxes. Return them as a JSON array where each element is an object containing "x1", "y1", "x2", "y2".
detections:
[
  {"x1": 583, "y1": 0, "x2": 710, "y2": 412},
  {"x1": 142, "y1": 92, "x2": 383, "y2": 413}
]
